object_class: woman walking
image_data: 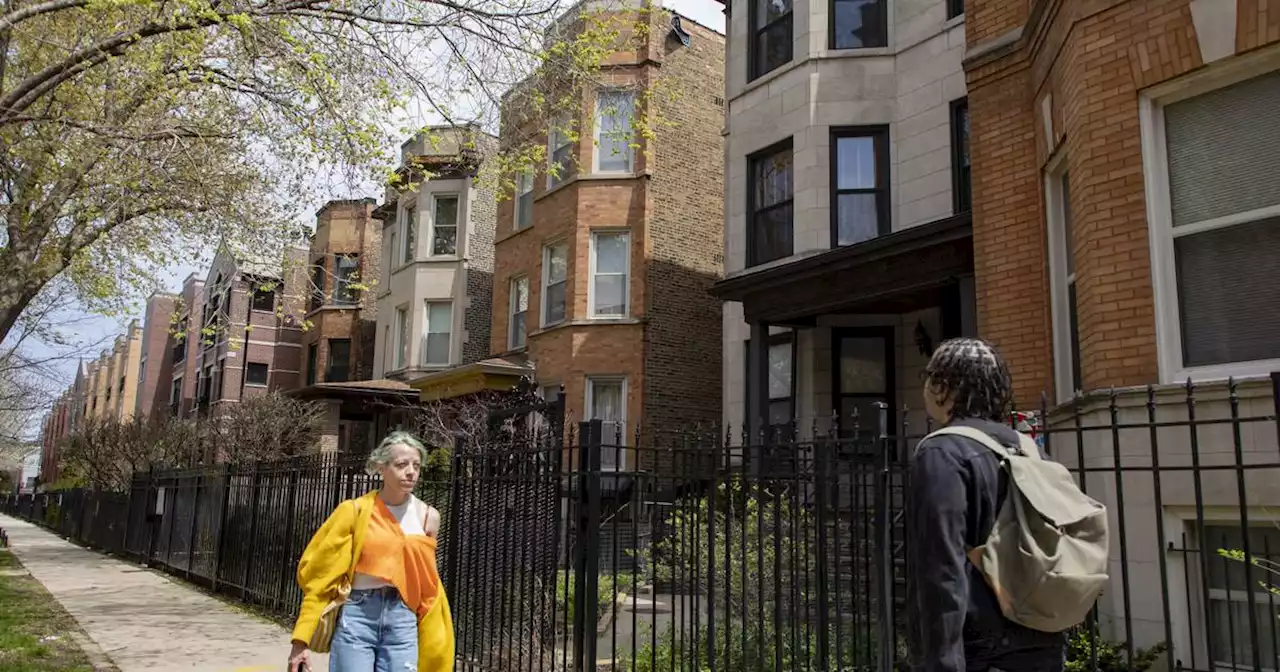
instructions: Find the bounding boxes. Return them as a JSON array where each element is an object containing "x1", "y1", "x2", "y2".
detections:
[{"x1": 288, "y1": 431, "x2": 454, "y2": 672}]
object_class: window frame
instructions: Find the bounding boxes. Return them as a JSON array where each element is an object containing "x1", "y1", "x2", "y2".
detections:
[
  {"x1": 950, "y1": 98, "x2": 972, "y2": 214},
  {"x1": 1045, "y1": 151, "x2": 1081, "y2": 403},
  {"x1": 245, "y1": 362, "x2": 270, "y2": 387},
  {"x1": 509, "y1": 275, "x2": 529, "y2": 349},
  {"x1": 429, "y1": 194, "x2": 461, "y2": 257},
  {"x1": 1138, "y1": 58, "x2": 1280, "y2": 383},
  {"x1": 309, "y1": 261, "x2": 326, "y2": 312},
  {"x1": 541, "y1": 242, "x2": 569, "y2": 327},
  {"x1": 744, "y1": 332, "x2": 797, "y2": 432},
  {"x1": 829, "y1": 126, "x2": 891, "y2": 249},
  {"x1": 548, "y1": 119, "x2": 575, "y2": 190},
  {"x1": 306, "y1": 343, "x2": 318, "y2": 386},
  {"x1": 394, "y1": 305, "x2": 409, "y2": 370},
  {"x1": 828, "y1": 0, "x2": 888, "y2": 51},
  {"x1": 593, "y1": 89, "x2": 636, "y2": 174},
  {"x1": 402, "y1": 202, "x2": 417, "y2": 264},
  {"x1": 334, "y1": 253, "x2": 360, "y2": 305},
  {"x1": 250, "y1": 281, "x2": 275, "y2": 312},
  {"x1": 585, "y1": 376, "x2": 628, "y2": 470},
  {"x1": 747, "y1": 138, "x2": 795, "y2": 267},
  {"x1": 588, "y1": 230, "x2": 630, "y2": 319},
  {"x1": 947, "y1": 0, "x2": 963, "y2": 20},
  {"x1": 749, "y1": 0, "x2": 793, "y2": 81},
  {"x1": 515, "y1": 171, "x2": 534, "y2": 231},
  {"x1": 327, "y1": 338, "x2": 351, "y2": 382},
  {"x1": 421, "y1": 300, "x2": 453, "y2": 367}
]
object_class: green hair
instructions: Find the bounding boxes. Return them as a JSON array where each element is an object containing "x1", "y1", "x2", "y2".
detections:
[{"x1": 365, "y1": 430, "x2": 429, "y2": 476}]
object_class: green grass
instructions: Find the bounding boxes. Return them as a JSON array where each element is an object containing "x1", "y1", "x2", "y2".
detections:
[{"x1": 0, "y1": 551, "x2": 104, "y2": 672}]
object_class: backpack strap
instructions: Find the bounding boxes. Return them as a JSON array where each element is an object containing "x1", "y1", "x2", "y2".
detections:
[{"x1": 924, "y1": 425, "x2": 1042, "y2": 461}]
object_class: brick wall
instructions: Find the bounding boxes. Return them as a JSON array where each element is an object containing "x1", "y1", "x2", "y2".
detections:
[
  {"x1": 965, "y1": 0, "x2": 1280, "y2": 403},
  {"x1": 642, "y1": 13, "x2": 726, "y2": 436},
  {"x1": 464, "y1": 137, "x2": 499, "y2": 365},
  {"x1": 138, "y1": 294, "x2": 177, "y2": 420},
  {"x1": 300, "y1": 199, "x2": 381, "y2": 384}
]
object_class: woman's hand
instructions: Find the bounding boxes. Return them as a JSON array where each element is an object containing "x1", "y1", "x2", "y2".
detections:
[
  {"x1": 425, "y1": 505, "x2": 441, "y2": 537},
  {"x1": 288, "y1": 640, "x2": 310, "y2": 672}
]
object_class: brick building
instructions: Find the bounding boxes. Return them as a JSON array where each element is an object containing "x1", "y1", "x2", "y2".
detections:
[
  {"x1": 189, "y1": 241, "x2": 308, "y2": 414},
  {"x1": 300, "y1": 199, "x2": 382, "y2": 386},
  {"x1": 373, "y1": 126, "x2": 499, "y2": 383},
  {"x1": 488, "y1": 3, "x2": 726, "y2": 455},
  {"x1": 168, "y1": 273, "x2": 206, "y2": 416},
  {"x1": 83, "y1": 323, "x2": 144, "y2": 422},
  {"x1": 963, "y1": 0, "x2": 1280, "y2": 664},
  {"x1": 136, "y1": 292, "x2": 178, "y2": 420},
  {"x1": 711, "y1": 0, "x2": 975, "y2": 439}
]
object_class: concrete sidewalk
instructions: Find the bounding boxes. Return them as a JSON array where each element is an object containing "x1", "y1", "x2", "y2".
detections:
[{"x1": 0, "y1": 514, "x2": 330, "y2": 672}]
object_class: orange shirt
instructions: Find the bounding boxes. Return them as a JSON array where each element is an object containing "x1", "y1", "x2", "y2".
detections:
[{"x1": 353, "y1": 497, "x2": 442, "y2": 618}]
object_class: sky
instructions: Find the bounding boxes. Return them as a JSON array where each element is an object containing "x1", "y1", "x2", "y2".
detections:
[{"x1": 17, "y1": 0, "x2": 726, "y2": 415}]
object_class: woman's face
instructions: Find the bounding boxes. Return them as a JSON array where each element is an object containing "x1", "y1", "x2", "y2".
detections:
[{"x1": 379, "y1": 443, "x2": 421, "y2": 494}]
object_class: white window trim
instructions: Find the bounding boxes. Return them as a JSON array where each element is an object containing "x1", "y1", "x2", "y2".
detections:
[
  {"x1": 1139, "y1": 50, "x2": 1280, "y2": 384},
  {"x1": 541, "y1": 243, "x2": 568, "y2": 328},
  {"x1": 421, "y1": 300, "x2": 453, "y2": 367},
  {"x1": 593, "y1": 89, "x2": 635, "y2": 175},
  {"x1": 548, "y1": 120, "x2": 573, "y2": 190},
  {"x1": 427, "y1": 194, "x2": 461, "y2": 258},
  {"x1": 393, "y1": 305, "x2": 409, "y2": 370},
  {"x1": 588, "y1": 230, "x2": 631, "y2": 319},
  {"x1": 585, "y1": 376, "x2": 627, "y2": 471},
  {"x1": 1044, "y1": 150, "x2": 1077, "y2": 403},
  {"x1": 401, "y1": 202, "x2": 417, "y2": 265},
  {"x1": 509, "y1": 276, "x2": 529, "y2": 349},
  {"x1": 515, "y1": 172, "x2": 534, "y2": 231}
]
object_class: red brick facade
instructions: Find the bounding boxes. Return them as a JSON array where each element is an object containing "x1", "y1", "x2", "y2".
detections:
[
  {"x1": 138, "y1": 293, "x2": 177, "y2": 420},
  {"x1": 966, "y1": 0, "x2": 1280, "y2": 405},
  {"x1": 490, "y1": 9, "x2": 725, "y2": 443}
]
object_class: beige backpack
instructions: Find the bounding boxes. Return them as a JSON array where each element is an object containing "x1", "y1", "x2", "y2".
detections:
[{"x1": 924, "y1": 426, "x2": 1110, "y2": 633}]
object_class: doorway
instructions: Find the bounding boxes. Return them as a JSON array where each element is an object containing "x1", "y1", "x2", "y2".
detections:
[{"x1": 831, "y1": 327, "x2": 895, "y2": 441}]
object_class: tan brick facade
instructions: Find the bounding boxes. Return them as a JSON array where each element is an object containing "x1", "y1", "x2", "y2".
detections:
[
  {"x1": 300, "y1": 199, "x2": 381, "y2": 386},
  {"x1": 491, "y1": 8, "x2": 725, "y2": 444},
  {"x1": 966, "y1": 0, "x2": 1280, "y2": 405}
]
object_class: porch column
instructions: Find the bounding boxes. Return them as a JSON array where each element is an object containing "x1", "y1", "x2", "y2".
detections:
[{"x1": 747, "y1": 320, "x2": 770, "y2": 445}]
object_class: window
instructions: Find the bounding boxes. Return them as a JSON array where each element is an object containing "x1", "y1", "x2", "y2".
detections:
[
  {"x1": 594, "y1": 90, "x2": 635, "y2": 173},
  {"x1": 832, "y1": 128, "x2": 889, "y2": 247},
  {"x1": 246, "y1": 362, "x2": 269, "y2": 386},
  {"x1": 831, "y1": 0, "x2": 887, "y2": 49},
  {"x1": 1046, "y1": 162, "x2": 1081, "y2": 401},
  {"x1": 751, "y1": 0, "x2": 792, "y2": 80},
  {"x1": 170, "y1": 377, "x2": 181, "y2": 405},
  {"x1": 382, "y1": 325, "x2": 391, "y2": 373},
  {"x1": 335, "y1": 254, "x2": 360, "y2": 305},
  {"x1": 951, "y1": 99, "x2": 971, "y2": 214},
  {"x1": 395, "y1": 306, "x2": 409, "y2": 370},
  {"x1": 402, "y1": 203, "x2": 417, "y2": 263},
  {"x1": 388, "y1": 229, "x2": 398, "y2": 270},
  {"x1": 749, "y1": 141, "x2": 794, "y2": 266},
  {"x1": 1201, "y1": 523, "x2": 1280, "y2": 669},
  {"x1": 542, "y1": 244, "x2": 568, "y2": 326},
  {"x1": 306, "y1": 344, "x2": 318, "y2": 386},
  {"x1": 510, "y1": 276, "x2": 529, "y2": 349},
  {"x1": 310, "y1": 262, "x2": 325, "y2": 312},
  {"x1": 515, "y1": 172, "x2": 534, "y2": 230},
  {"x1": 251, "y1": 282, "x2": 275, "y2": 312},
  {"x1": 947, "y1": 0, "x2": 963, "y2": 19},
  {"x1": 589, "y1": 232, "x2": 629, "y2": 317},
  {"x1": 1145, "y1": 69, "x2": 1280, "y2": 378},
  {"x1": 548, "y1": 120, "x2": 575, "y2": 189},
  {"x1": 118, "y1": 375, "x2": 125, "y2": 391},
  {"x1": 745, "y1": 335, "x2": 795, "y2": 430},
  {"x1": 834, "y1": 329, "x2": 892, "y2": 438},
  {"x1": 327, "y1": 339, "x2": 351, "y2": 382},
  {"x1": 540, "y1": 384, "x2": 561, "y2": 403},
  {"x1": 586, "y1": 377, "x2": 626, "y2": 469},
  {"x1": 431, "y1": 195, "x2": 459, "y2": 256},
  {"x1": 422, "y1": 301, "x2": 452, "y2": 366},
  {"x1": 173, "y1": 333, "x2": 186, "y2": 363}
]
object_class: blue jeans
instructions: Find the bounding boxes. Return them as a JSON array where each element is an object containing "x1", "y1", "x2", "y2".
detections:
[{"x1": 331, "y1": 586, "x2": 418, "y2": 672}]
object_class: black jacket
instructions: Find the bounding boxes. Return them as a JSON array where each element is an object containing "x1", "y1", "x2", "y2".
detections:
[{"x1": 905, "y1": 417, "x2": 1066, "y2": 672}]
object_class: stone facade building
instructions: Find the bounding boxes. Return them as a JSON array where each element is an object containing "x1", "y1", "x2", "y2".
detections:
[{"x1": 489, "y1": 3, "x2": 726, "y2": 456}]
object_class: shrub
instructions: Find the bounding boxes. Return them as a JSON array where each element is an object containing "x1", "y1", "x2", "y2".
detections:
[{"x1": 1065, "y1": 630, "x2": 1168, "y2": 672}]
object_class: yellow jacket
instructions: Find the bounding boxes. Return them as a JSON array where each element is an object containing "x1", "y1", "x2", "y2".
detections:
[{"x1": 292, "y1": 491, "x2": 455, "y2": 672}]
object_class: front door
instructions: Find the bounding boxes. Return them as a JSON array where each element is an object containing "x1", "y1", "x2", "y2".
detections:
[{"x1": 832, "y1": 327, "x2": 895, "y2": 440}]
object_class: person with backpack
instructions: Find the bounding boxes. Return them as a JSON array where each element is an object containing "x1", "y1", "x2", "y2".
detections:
[{"x1": 907, "y1": 338, "x2": 1108, "y2": 671}]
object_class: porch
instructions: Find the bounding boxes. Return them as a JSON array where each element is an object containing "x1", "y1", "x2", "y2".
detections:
[{"x1": 713, "y1": 213, "x2": 976, "y2": 441}]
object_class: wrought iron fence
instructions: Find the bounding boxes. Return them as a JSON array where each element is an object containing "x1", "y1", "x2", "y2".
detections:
[{"x1": 1, "y1": 374, "x2": 1278, "y2": 672}]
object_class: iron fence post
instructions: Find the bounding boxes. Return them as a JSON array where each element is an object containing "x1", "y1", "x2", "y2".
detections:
[
  {"x1": 875, "y1": 401, "x2": 894, "y2": 672},
  {"x1": 279, "y1": 466, "x2": 300, "y2": 611},
  {"x1": 445, "y1": 433, "x2": 465, "y2": 599},
  {"x1": 814, "y1": 430, "x2": 831, "y2": 671},
  {"x1": 242, "y1": 461, "x2": 263, "y2": 598},
  {"x1": 573, "y1": 420, "x2": 602, "y2": 672},
  {"x1": 187, "y1": 472, "x2": 202, "y2": 577},
  {"x1": 211, "y1": 462, "x2": 232, "y2": 591}
]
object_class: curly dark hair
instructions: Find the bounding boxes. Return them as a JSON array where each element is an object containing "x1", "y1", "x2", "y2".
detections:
[{"x1": 923, "y1": 337, "x2": 1013, "y2": 422}]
